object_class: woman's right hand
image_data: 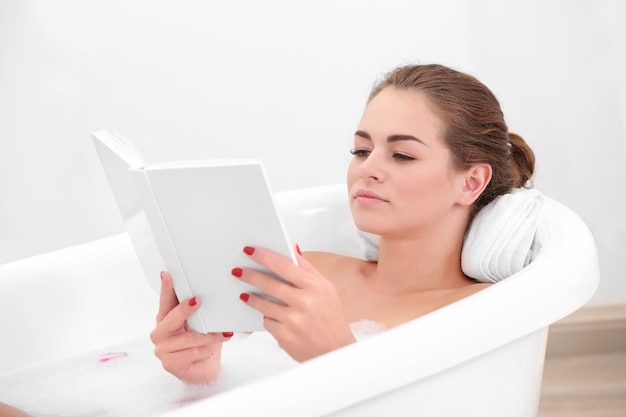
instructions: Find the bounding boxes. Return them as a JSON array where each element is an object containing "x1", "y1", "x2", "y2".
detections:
[{"x1": 149, "y1": 271, "x2": 233, "y2": 384}]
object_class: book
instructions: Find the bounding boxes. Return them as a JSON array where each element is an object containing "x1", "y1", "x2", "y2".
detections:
[{"x1": 91, "y1": 130, "x2": 295, "y2": 332}]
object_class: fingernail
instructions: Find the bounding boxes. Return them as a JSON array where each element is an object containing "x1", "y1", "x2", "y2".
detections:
[
  {"x1": 231, "y1": 267, "x2": 243, "y2": 278},
  {"x1": 239, "y1": 293, "x2": 249, "y2": 303},
  {"x1": 188, "y1": 296, "x2": 198, "y2": 307},
  {"x1": 222, "y1": 332, "x2": 234, "y2": 338},
  {"x1": 160, "y1": 271, "x2": 165, "y2": 280},
  {"x1": 243, "y1": 246, "x2": 255, "y2": 255},
  {"x1": 296, "y1": 243, "x2": 302, "y2": 256}
]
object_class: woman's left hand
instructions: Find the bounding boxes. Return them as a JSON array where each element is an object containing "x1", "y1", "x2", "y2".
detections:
[{"x1": 232, "y1": 245, "x2": 356, "y2": 362}]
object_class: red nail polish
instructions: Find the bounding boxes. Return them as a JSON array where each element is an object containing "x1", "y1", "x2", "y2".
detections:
[
  {"x1": 243, "y1": 246, "x2": 255, "y2": 255},
  {"x1": 222, "y1": 332, "x2": 234, "y2": 338},
  {"x1": 296, "y1": 243, "x2": 302, "y2": 256},
  {"x1": 239, "y1": 293, "x2": 250, "y2": 302},
  {"x1": 188, "y1": 296, "x2": 198, "y2": 307},
  {"x1": 231, "y1": 267, "x2": 243, "y2": 278}
]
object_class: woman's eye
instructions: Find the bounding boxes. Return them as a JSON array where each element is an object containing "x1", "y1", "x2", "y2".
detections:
[
  {"x1": 350, "y1": 148, "x2": 370, "y2": 158},
  {"x1": 393, "y1": 153, "x2": 415, "y2": 161}
]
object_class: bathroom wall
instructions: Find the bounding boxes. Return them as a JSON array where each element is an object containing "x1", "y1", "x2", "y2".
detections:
[{"x1": 1, "y1": 0, "x2": 624, "y2": 305}]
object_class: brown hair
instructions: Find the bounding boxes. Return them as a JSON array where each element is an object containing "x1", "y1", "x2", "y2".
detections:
[{"x1": 368, "y1": 64, "x2": 535, "y2": 217}]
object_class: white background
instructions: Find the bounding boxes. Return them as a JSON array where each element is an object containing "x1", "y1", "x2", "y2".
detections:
[{"x1": 1, "y1": 0, "x2": 624, "y2": 305}]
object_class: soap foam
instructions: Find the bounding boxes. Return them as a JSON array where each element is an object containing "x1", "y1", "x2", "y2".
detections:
[{"x1": 0, "y1": 322, "x2": 385, "y2": 416}]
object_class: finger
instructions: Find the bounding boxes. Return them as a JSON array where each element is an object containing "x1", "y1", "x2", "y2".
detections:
[
  {"x1": 243, "y1": 246, "x2": 309, "y2": 289},
  {"x1": 234, "y1": 267, "x2": 295, "y2": 305},
  {"x1": 157, "y1": 271, "x2": 180, "y2": 322},
  {"x1": 240, "y1": 292, "x2": 287, "y2": 322},
  {"x1": 166, "y1": 331, "x2": 233, "y2": 353},
  {"x1": 152, "y1": 295, "x2": 201, "y2": 341},
  {"x1": 154, "y1": 330, "x2": 232, "y2": 356},
  {"x1": 159, "y1": 344, "x2": 219, "y2": 375},
  {"x1": 294, "y1": 243, "x2": 319, "y2": 274},
  {"x1": 163, "y1": 344, "x2": 214, "y2": 366}
]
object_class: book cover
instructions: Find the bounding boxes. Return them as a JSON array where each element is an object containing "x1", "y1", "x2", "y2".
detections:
[{"x1": 91, "y1": 130, "x2": 295, "y2": 332}]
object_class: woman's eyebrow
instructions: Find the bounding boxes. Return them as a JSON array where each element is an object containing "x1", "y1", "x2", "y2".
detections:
[
  {"x1": 354, "y1": 130, "x2": 429, "y2": 147},
  {"x1": 354, "y1": 130, "x2": 372, "y2": 140},
  {"x1": 388, "y1": 134, "x2": 429, "y2": 147}
]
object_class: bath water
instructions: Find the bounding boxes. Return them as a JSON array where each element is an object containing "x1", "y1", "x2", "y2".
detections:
[{"x1": 0, "y1": 321, "x2": 384, "y2": 416}]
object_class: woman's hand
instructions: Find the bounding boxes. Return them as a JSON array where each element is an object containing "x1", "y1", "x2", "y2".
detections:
[
  {"x1": 0, "y1": 402, "x2": 34, "y2": 417},
  {"x1": 149, "y1": 271, "x2": 233, "y2": 384},
  {"x1": 233, "y1": 245, "x2": 356, "y2": 362}
]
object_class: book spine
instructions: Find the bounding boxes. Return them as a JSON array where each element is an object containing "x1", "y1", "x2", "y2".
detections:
[{"x1": 128, "y1": 169, "x2": 207, "y2": 333}]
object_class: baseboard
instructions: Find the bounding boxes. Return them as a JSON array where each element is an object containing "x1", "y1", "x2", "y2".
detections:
[{"x1": 545, "y1": 303, "x2": 626, "y2": 357}]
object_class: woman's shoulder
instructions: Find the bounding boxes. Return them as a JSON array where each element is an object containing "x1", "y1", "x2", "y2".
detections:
[
  {"x1": 444, "y1": 281, "x2": 492, "y2": 304},
  {"x1": 302, "y1": 251, "x2": 373, "y2": 281}
]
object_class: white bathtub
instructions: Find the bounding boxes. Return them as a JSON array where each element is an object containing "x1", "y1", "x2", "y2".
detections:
[{"x1": 0, "y1": 184, "x2": 599, "y2": 417}]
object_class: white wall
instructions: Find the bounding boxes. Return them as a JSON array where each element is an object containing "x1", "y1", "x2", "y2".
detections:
[{"x1": 1, "y1": 0, "x2": 624, "y2": 305}]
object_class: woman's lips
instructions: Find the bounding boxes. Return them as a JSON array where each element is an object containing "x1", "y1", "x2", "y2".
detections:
[{"x1": 354, "y1": 189, "x2": 389, "y2": 205}]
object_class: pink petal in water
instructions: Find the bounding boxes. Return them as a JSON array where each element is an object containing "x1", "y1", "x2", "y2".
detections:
[{"x1": 98, "y1": 351, "x2": 128, "y2": 363}]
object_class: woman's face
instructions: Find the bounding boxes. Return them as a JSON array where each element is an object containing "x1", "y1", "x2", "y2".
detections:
[{"x1": 347, "y1": 87, "x2": 468, "y2": 238}]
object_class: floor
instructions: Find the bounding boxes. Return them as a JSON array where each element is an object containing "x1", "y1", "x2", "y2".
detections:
[{"x1": 538, "y1": 350, "x2": 626, "y2": 417}]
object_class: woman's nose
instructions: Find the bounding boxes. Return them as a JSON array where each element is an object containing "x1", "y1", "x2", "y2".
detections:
[{"x1": 358, "y1": 151, "x2": 384, "y2": 182}]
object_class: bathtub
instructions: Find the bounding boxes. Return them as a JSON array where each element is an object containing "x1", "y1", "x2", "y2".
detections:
[{"x1": 0, "y1": 184, "x2": 599, "y2": 417}]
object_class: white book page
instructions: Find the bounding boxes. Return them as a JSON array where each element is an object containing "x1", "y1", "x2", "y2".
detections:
[{"x1": 144, "y1": 162, "x2": 294, "y2": 332}]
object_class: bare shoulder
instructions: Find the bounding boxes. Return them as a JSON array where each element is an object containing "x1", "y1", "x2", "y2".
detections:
[
  {"x1": 302, "y1": 251, "x2": 370, "y2": 282},
  {"x1": 302, "y1": 250, "x2": 347, "y2": 266},
  {"x1": 446, "y1": 282, "x2": 492, "y2": 303}
]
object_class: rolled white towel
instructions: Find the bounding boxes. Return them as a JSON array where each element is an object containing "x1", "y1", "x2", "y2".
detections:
[
  {"x1": 462, "y1": 188, "x2": 543, "y2": 282},
  {"x1": 355, "y1": 188, "x2": 544, "y2": 283}
]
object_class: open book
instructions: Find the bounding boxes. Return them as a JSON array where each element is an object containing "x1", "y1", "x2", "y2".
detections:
[{"x1": 91, "y1": 130, "x2": 295, "y2": 332}]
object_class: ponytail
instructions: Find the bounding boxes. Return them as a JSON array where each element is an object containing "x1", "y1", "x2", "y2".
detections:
[{"x1": 508, "y1": 132, "x2": 535, "y2": 188}]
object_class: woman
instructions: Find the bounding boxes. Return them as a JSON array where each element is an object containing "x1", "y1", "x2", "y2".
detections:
[{"x1": 150, "y1": 63, "x2": 535, "y2": 384}]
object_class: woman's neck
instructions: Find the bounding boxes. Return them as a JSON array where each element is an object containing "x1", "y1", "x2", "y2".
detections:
[{"x1": 369, "y1": 227, "x2": 469, "y2": 294}]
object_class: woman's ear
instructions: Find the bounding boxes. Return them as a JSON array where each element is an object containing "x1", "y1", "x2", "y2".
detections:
[{"x1": 458, "y1": 164, "x2": 492, "y2": 206}]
